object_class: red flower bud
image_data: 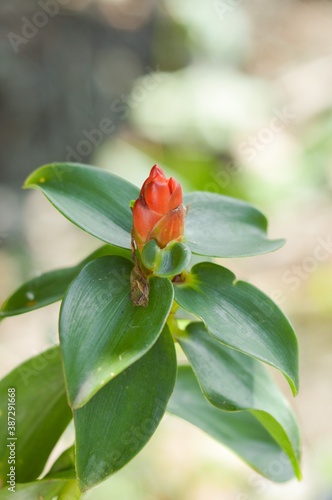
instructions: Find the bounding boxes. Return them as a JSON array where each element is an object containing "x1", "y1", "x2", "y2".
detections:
[{"x1": 132, "y1": 165, "x2": 185, "y2": 252}]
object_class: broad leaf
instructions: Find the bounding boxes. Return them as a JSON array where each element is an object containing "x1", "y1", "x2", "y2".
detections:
[
  {"x1": 74, "y1": 327, "x2": 177, "y2": 492},
  {"x1": 24, "y1": 165, "x2": 283, "y2": 258},
  {"x1": 0, "y1": 245, "x2": 131, "y2": 318},
  {"x1": 168, "y1": 365, "x2": 296, "y2": 483},
  {"x1": 0, "y1": 348, "x2": 72, "y2": 485},
  {"x1": 60, "y1": 255, "x2": 174, "y2": 408},
  {"x1": 174, "y1": 263, "x2": 299, "y2": 395},
  {"x1": 177, "y1": 323, "x2": 301, "y2": 479},
  {"x1": 0, "y1": 267, "x2": 79, "y2": 319},
  {"x1": 24, "y1": 163, "x2": 139, "y2": 248},
  {"x1": 184, "y1": 192, "x2": 285, "y2": 257},
  {"x1": 141, "y1": 240, "x2": 192, "y2": 277}
]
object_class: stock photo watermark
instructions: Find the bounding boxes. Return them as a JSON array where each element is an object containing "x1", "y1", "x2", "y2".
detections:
[
  {"x1": 7, "y1": 0, "x2": 70, "y2": 54},
  {"x1": 214, "y1": 0, "x2": 243, "y2": 21},
  {"x1": 282, "y1": 235, "x2": 332, "y2": 291},
  {"x1": 6, "y1": 388, "x2": 16, "y2": 493},
  {"x1": 205, "y1": 160, "x2": 242, "y2": 193},
  {"x1": 87, "y1": 396, "x2": 166, "y2": 473},
  {"x1": 65, "y1": 118, "x2": 115, "y2": 163},
  {"x1": 238, "y1": 106, "x2": 296, "y2": 162},
  {"x1": 270, "y1": 234, "x2": 332, "y2": 306},
  {"x1": 17, "y1": 347, "x2": 58, "y2": 386},
  {"x1": 198, "y1": 105, "x2": 296, "y2": 198},
  {"x1": 235, "y1": 450, "x2": 297, "y2": 500},
  {"x1": 65, "y1": 68, "x2": 163, "y2": 163},
  {"x1": 270, "y1": 234, "x2": 332, "y2": 304}
]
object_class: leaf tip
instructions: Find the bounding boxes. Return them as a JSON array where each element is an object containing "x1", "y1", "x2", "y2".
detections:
[
  {"x1": 291, "y1": 378, "x2": 300, "y2": 397},
  {"x1": 72, "y1": 372, "x2": 114, "y2": 410},
  {"x1": 78, "y1": 479, "x2": 90, "y2": 493},
  {"x1": 72, "y1": 392, "x2": 89, "y2": 411},
  {"x1": 273, "y1": 238, "x2": 286, "y2": 250},
  {"x1": 23, "y1": 168, "x2": 44, "y2": 190},
  {"x1": 296, "y1": 467, "x2": 303, "y2": 481},
  {"x1": 286, "y1": 361, "x2": 299, "y2": 397}
]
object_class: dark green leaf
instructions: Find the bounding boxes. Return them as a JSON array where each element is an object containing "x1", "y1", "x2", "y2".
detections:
[
  {"x1": 24, "y1": 163, "x2": 139, "y2": 248},
  {"x1": 184, "y1": 192, "x2": 285, "y2": 257},
  {"x1": 168, "y1": 365, "x2": 297, "y2": 483},
  {"x1": 0, "y1": 245, "x2": 132, "y2": 319},
  {"x1": 0, "y1": 348, "x2": 72, "y2": 485},
  {"x1": 174, "y1": 262, "x2": 299, "y2": 395},
  {"x1": 141, "y1": 240, "x2": 192, "y2": 277},
  {"x1": 74, "y1": 327, "x2": 177, "y2": 492},
  {"x1": 60, "y1": 256, "x2": 174, "y2": 408},
  {"x1": 0, "y1": 267, "x2": 79, "y2": 319},
  {"x1": 177, "y1": 323, "x2": 301, "y2": 479}
]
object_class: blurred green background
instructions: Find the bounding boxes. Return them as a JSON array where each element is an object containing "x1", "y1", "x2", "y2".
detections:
[{"x1": 1, "y1": 0, "x2": 332, "y2": 498}]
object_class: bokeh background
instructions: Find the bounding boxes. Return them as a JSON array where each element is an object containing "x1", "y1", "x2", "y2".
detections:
[{"x1": 1, "y1": 0, "x2": 332, "y2": 499}]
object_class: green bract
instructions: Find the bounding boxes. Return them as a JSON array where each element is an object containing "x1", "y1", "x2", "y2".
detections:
[
  {"x1": 0, "y1": 163, "x2": 301, "y2": 496},
  {"x1": 141, "y1": 240, "x2": 192, "y2": 277}
]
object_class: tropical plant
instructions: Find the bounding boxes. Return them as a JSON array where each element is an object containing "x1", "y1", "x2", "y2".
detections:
[{"x1": 0, "y1": 164, "x2": 301, "y2": 497}]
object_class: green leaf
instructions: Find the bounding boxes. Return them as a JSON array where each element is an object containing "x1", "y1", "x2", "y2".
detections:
[
  {"x1": 184, "y1": 192, "x2": 285, "y2": 257},
  {"x1": 177, "y1": 323, "x2": 301, "y2": 479},
  {"x1": 0, "y1": 267, "x2": 79, "y2": 319},
  {"x1": 0, "y1": 245, "x2": 132, "y2": 319},
  {"x1": 45, "y1": 447, "x2": 75, "y2": 479},
  {"x1": 174, "y1": 262, "x2": 299, "y2": 395},
  {"x1": 0, "y1": 347, "x2": 72, "y2": 485},
  {"x1": 60, "y1": 255, "x2": 174, "y2": 409},
  {"x1": 141, "y1": 240, "x2": 192, "y2": 277},
  {"x1": 0, "y1": 479, "x2": 80, "y2": 500},
  {"x1": 74, "y1": 327, "x2": 177, "y2": 492},
  {"x1": 24, "y1": 163, "x2": 140, "y2": 248},
  {"x1": 168, "y1": 365, "x2": 297, "y2": 483}
]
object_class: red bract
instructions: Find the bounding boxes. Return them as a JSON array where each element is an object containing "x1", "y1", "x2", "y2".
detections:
[{"x1": 132, "y1": 165, "x2": 185, "y2": 252}]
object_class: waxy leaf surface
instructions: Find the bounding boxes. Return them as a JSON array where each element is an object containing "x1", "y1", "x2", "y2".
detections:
[
  {"x1": 24, "y1": 166, "x2": 284, "y2": 259},
  {"x1": 142, "y1": 240, "x2": 192, "y2": 277},
  {"x1": 24, "y1": 163, "x2": 139, "y2": 248},
  {"x1": 184, "y1": 192, "x2": 285, "y2": 257},
  {"x1": 60, "y1": 256, "x2": 174, "y2": 408},
  {"x1": 168, "y1": 365, "x2": 297, "y2": 482},
  {"x1": 177, "y1": 323, "x2": 301, "y2": 479},
  {"x1": 74, "y1": 328, "x2": 177, "y2": 491},
  {"x1": 174, "y1": 263, "x2": 299, "y2": 394},
  {"x1": 0, "y1": 245, "x2": 131, "y2": 318}
]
